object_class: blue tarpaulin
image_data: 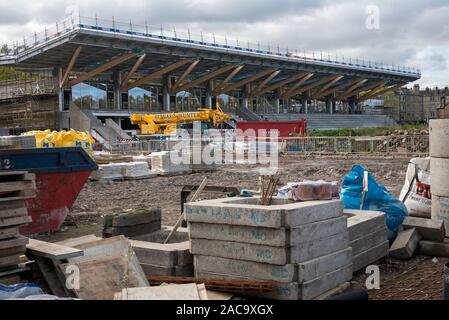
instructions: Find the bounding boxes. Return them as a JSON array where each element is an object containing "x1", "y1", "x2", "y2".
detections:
[{"x1": 340, "y1": 165, "x2": 408, "y2": 235}]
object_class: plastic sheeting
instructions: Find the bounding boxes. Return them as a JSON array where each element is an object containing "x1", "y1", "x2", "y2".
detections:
[{"x1": 340, "y1": 165, "x2": 408, "y2": 235}]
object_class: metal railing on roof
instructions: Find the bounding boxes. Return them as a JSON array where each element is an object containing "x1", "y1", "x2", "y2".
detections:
[{"x1": 0, "y1": 14, "x2": 421, "y2": 78}]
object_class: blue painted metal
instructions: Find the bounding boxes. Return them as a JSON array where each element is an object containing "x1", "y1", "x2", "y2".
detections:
[{"x1": 0, "y1": 147, "x2": 98, "y2": 173}]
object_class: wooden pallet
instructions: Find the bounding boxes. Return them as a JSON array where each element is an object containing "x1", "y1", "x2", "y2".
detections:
[
  {"x1": 147, "y1": 275, "x2": 277, "y2": 293},
  {"x1": 0, "y1": 171, "x2": 36, "y2": 273}
]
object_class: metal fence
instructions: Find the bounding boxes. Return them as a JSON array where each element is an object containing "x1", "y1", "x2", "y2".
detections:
[
  {"x1": 279, "y1": 135, "x2": 429, "y2": 155},
  {"x1": 0, "y1": 77, "x2": 56, "y2": 100},
  {"x1": 109, "y1": 140, "x2": 179, "y2": 154},
  {"x1": 107, "y1": 135, "x2": 429, "y2": 156},
  {"x1": 0, "y1": 14, "x2": 420, "y2": 77}
]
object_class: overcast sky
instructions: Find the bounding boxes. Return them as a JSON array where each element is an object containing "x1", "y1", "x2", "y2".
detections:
[{"x1": 0, "y1": 0, "x2": 448, "y2": 88}]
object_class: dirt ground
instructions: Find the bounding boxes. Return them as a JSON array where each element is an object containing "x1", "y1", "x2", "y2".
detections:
[
  {"x1": 36, "y1": 154, "x2": 447, "y2": 300},
  {"x1": 67, "y1": 154, "x2": 410, "y2": 230}
]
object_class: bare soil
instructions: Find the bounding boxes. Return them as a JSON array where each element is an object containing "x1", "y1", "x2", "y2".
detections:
[{"x1": 67, "y1": 154, "x2": 410, "y2": 231}]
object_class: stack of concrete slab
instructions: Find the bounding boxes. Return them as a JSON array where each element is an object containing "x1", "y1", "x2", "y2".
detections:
[
  {"x1": 398, "y1": 216, "x2": 448, "y2": 258},
  {"x1": 0, "y1": 135, "x2": 36, "y2": 149},
  {"x1": 151, "y1": 151, "x2": 191, "y2": 176},
  {"x1": 344, "y1": 210, "x2": 389, "y2": 272},
  {"x1": 121, "y1": 162, "x2": 156, "y2": 180},
  {"x1": 103, "y1": 208, "x2": 162, "y2": 238},
  {"x1": 133, "y1": 155, "x2": 152, "y2": 167},
  {"x1": 190, "y1": 144, "x2": 216, "y2": 173},
  {"x1": 131, "y1": 227, "x2": 193, "y2": 277},
  {"x1": 186, "y1": 197, "x2": 353, "y2": 300},
  {"x1": 430, "y1": 119, "x2": 449, "y2": 236},
  {"x1": 90, "y1": 163, "x2": 126, "y2": 181}
]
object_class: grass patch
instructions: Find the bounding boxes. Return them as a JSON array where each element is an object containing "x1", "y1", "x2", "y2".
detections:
[{"x1": 308, "y1": 124, "x2": 428, "y2": 137}]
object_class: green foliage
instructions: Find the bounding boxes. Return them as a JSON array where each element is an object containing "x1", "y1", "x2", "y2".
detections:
[
  {"x1": 308, "y1": 124, "x2": 428, "y2": 137},
  {"x1": 0, "y1": 67, "x2": 27, "y2": 82}
]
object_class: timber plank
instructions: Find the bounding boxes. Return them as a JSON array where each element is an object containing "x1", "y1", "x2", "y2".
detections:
[
  {"x1": 33, "y1": 256, "x2": 67, "y2": 296},
  {"x1": 0, "y1": 235, "x2": 28, "y2": 250},
  {"x1": 0, "y1": 215, "x2": 32, "y2": 228},
  {"x1": 26, "y1": 239, "x2": 84, "y2": 260},
  {"x1": 0, "y1": 180, "x2": 36, "y2": 193},
  {"x1": 59, "y1": 253, "x2": 147, "y2": 300},
  {"x1": 0, "y1": 227, "x2": 19, "y2": 240},
  {"x1": 0, "y1": 255, "x2": 20, "y2": 269},
  {"x1": 0, "y1": 245, "x2": 26, "y2": 258},
  {"x1": 0, "y1": 207, "x2": 28, "y2": 219}
]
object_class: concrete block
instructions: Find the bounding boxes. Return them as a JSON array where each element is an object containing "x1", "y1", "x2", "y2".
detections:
[
  {"x1": 402, "y1": 216, "x2": 446, "y2": 241},
  {"x1": 186, "y1": 197, "x2": 343, "y2": 228},
  {"x1": 431, "y1": 195, "x2": 449, "y2": 237},
  {"x1": 190, "y1": 238, "x2": 288, "y2": 265},
  {"x1": 290, "y1": 216, "x2": 347, "y2": 245},
  {"x1": 188, "y1": 222, "x2": 288, "y2": 247},
  {"x1": 353, "y1": 240, "x2": 389, "y2": 272},
  {"x1": 104, "y1": 220, "x2": 161, "y2": 238},
  {"x1": 291, "y1": 232, "x2": 349, "y2": 263},
  {"x1": 416, "y1": 239, "x2": 449, "y2": 258},
  {"x1": 430, "y1": 119, "x2": 449, "y2": 158},
  {"x1": 194, "y1": 255, "x2": 297, "y2": 283},
  {"x1": 132, "y1": 226, "x2": 189, "y2": 243},
  {"x1": 297, "y1": 264, "x2": 353, "y2": 300},
  {"x1": 131, "y1": 240, "x2": 192, "y2": 266},
  {"x1": 389, "y1": 228, "x2": 421, "y2": 260},
  {"x1": 349, "y1": 228, "x2": 388, "y2": 256},
  {"x1": 110, "y1": 208, "x2": 161, "y2": 227},
  {"x1": 140, "y1": 263, "x2": 193, "y2": 277},
  {"x1": 345, "y1": 209, "x2": 386, "y2": 242},
  {"x1": 297, "y1": 247, "x2": 352, "y2": 283},
  {"x1": 430, "y1": 157, "x2": 449, "y2": 197}
]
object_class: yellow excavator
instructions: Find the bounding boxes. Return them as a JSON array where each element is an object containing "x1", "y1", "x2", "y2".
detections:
[{"x1": 130, "y1": 106, "x2": 232, "y2": 135}]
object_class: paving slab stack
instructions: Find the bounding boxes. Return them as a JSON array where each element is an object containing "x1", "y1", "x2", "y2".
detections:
[
  {"x1": 131, "y1": 227, "x2": 194, "y2": 277},
  {"x1": 121, "y1": 162, "x2": 156, "y2": 180},
  {"x1": 186, "y1": 197, "x2": 353, "y2": 300},
  {"x1": 150, "y1": 151, "x2": 191, "y2": 176},
  {"x1": 344, "y1": 210, "x2": 389, "y2": 271},
  {"x1": 103, "y1": 208, "x2": 162, "y2": 238},
  {"x1": 0, "y1": 171, "x2": 36, "y2": 280},
  {"x1": 430, "y1": 119, "x2": 449, "y2": 236}
]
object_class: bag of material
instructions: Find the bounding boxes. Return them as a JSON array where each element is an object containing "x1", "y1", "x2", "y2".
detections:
[
  {"x1": 278, "y1": 181, "x2": 338, "y2": 201},
  {"x1": 340, "y1": 165, "x2": 408, "y2": 235},
  {"x1": 22, "y1": 129, "x2": 95, "y2": 157},
  {"x1": 399, "y1": 158, "x2": 431, "y2": 217}
]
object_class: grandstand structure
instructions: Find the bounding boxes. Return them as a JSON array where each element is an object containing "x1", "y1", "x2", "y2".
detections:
[{"x1": 0, "y1": 14, "x2": 421, "y2": 132}]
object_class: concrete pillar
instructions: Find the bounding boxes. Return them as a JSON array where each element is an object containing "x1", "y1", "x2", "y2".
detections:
[
  {"x1": 304, "y1": 100, "x2": 309, "y2": 114},
  {"x1": 242, "y1": 97, "x2": 249, "y2": 109},
  {"x1": 242, "y1": 84, "x2": 250, "y2": 109},
  {"x1": 206, "y1": 94, "x2": 212, "y2": 109},
  {"x1": 275, "y1": 99, "x2": 280, "y2": 114},
  {"x1": 113, "y1": 71, "x2": 121, "y2": 110},
  {"x1": 58, "y1": 88, "x2": 64, "y2": 113},
  {"x1": 163, "y1": 76, "x2": 171, "y2": 111},
  {"x1": 326, "y1": 98, "x2": 332, "y2": 114},
  {"x1": 206, "y1": 80, "x2": 214, "y2": 109},
  {"x1": 348, "y1": 99, "x2": 355, "y2": 114},
  {"x1": 55, "y1": 68, "x2": 64, "y2": 113}
]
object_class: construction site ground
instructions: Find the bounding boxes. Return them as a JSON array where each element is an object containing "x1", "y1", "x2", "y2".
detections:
[{"x1": 36, "y1": 154, "x2": 446, "y2": 300}]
